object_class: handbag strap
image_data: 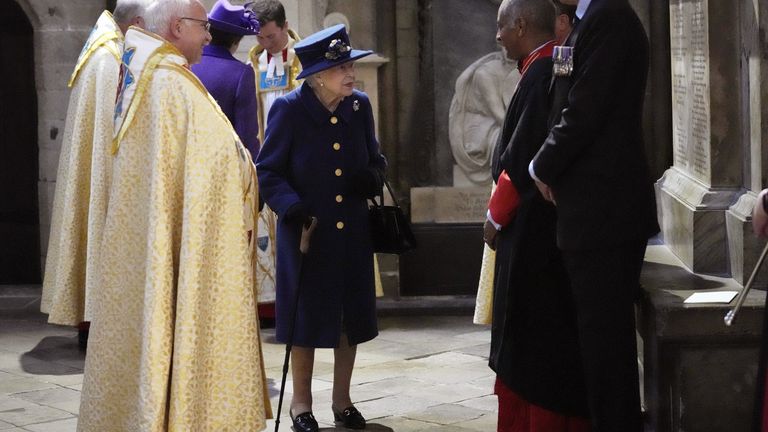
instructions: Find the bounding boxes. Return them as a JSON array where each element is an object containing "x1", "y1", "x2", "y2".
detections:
[{"x1": 370, "y1": 178, "x2": 400, "y2": 208}]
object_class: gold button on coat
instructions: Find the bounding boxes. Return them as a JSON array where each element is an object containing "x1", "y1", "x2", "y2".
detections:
[
  {"x1": 336, "y1": 195, "x2": 343, "y2": 203},
  {"x1": 336, "y1": 221, "x2": 345, "y2": 229},
  {"x1": 335, "y1": 169, "x2": 342, "y2": 176},
  {"x1": 333, "y1": 142, "x2": 341, "y2": 150},
  {"x1": 330, "y1": 116, "x2": 338, "y2": 124}
]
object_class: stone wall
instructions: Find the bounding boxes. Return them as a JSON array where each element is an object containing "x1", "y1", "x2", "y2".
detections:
[{"x1": 15, "y1": 0, "x2": 105, "y2": 272}]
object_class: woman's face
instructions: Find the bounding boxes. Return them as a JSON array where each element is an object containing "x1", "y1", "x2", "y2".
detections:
[{"x1": 317, "y1": 62, "x2": 356, "y2": 98}]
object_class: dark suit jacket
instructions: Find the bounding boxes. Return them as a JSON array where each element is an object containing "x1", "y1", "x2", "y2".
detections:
[
  {"x1": 531, "y1": 0, "x2": 659, "y2": 251},
  {"x1": 489, "y1": 55, "x2": 588, "y2": 417}
]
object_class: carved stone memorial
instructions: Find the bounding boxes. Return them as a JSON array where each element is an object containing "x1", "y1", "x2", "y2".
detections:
[{"x1": 657, "y1": 0, "x2": 741, "y2": 274}]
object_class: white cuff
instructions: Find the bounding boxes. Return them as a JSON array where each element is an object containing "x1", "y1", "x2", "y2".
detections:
[
  {"x1": 528, "y1": 160, "x2": 542, "y2": 183},
  {"x1": 486, "y1": 210, "x2": 503, "y2": 231}
]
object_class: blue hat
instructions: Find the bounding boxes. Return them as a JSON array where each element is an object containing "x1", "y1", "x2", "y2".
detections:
[
  {"x1": 295, "y1": 24, "x2": 373, "y2": 80},
  {"x1": 208, "y1": 0, "x2": 260, "y2": 36}
]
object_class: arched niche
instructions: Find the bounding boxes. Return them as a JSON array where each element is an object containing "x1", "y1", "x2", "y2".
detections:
[{"x1": 1, "y1": 1, "x2": 40, "y2": 283}]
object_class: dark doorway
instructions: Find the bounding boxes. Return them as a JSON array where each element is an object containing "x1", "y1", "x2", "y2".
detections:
[{"x1": 0, "y1": 2, "x2": 40, "y2": 283}]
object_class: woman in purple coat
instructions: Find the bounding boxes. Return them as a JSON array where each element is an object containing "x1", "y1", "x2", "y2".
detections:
[
  {"x1": 191, "y1": 0, "x2": 260, "y2": 158},
  {"x1": 256, "y1": 24, "x2": 385, "y2": 432}
]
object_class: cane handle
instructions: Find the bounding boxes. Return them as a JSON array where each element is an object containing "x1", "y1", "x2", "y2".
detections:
[{"x1": 299, "y1": 217, "x2": 318, "y2": 255}]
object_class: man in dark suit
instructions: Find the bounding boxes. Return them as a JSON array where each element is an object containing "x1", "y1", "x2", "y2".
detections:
[{"x1": 528, "y1": 0, "x2": 660, "y2": 430}]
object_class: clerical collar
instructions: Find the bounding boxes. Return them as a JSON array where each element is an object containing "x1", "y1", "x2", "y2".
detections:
[
  {"x1": 518, "y1": 40, "x2": 558, "y2": 77},
  {"x1": 576, "y1": 0, "x2": 592, "y2": 20},
  {"x1": 267, "y1": 48, "x2": 288, "y2": 63}
]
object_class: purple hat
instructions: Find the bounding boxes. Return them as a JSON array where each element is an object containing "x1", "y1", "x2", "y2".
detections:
[
  {"x1": 295, "y1": 24, "x2": 373, "y2": 80},
  {"x1": 208, "y1": 0, "x2": 260, "y2": 36}
]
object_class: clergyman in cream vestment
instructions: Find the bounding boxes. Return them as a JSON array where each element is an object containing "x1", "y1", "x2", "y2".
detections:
[
  {"x1": 40, "y1": 10, "x2": 122, "y2": 326},
  {"x1": 77, "y1": 28, "x2": 269, "y2": 432}
]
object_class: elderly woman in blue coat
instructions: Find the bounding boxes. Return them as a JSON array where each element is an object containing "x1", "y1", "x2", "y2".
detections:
[{"x1": 255, "y1": 24, "x2": 385, "y2": 432}]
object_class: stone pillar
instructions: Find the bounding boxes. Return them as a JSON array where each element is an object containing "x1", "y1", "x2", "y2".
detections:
[
  {"x1": 726, "y1": 0, "x2": 768, "y2": 285},
  {"x1": 282, "y1": 0, "x2": 326, "y2": 38},
  {"x1": 657, "y1": 0, "x2": 742, "y2": 274},
  {"x1": 394, "y1": 0, "x2": 421, "y2": 195},
  {"x1": 354, "y1": 54, "x2": 389, "y2": 137},
  {"x1": 26, "y1": 1, "x2": 104, "y2": 271}
]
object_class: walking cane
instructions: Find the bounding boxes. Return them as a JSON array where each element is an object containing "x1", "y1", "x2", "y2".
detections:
[
  {"x1": 274, "y1": 216, "x2": 317, "y2": 432},
  {"x1": 724, "y1": 241, "x2": 768, "y2": 326}
]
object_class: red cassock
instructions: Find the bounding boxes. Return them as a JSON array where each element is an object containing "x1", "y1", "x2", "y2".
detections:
[
  {"x1": 488, "y1": 176, "x2": 590, "y2": 432},
  {"x1": 763, "y1": 373, "x2": 768, "y2": 431},
  {"x1": 488, "y1": 39, "x2": 590, "y2": 430},
  {"x1": 495, "y1": 378, "x2": 590, "y2": 432}
]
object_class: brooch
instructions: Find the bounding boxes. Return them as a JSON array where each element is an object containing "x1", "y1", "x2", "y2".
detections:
[
  {"x1": 353, "y1": 100, "x2": 360, "y2": 111},
  {"x1": 325, "y1": 39, "x2": 352, "y2": 60}
]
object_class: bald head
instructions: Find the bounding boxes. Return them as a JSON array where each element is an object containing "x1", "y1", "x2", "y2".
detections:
[
  {"x1": 499, "y1": 0, "x2": 556, "y2": 36},
  {"x1": 497, "y1": 0, "x2": 556, "y2": 60},
  {"x1": 113, "y1": 0, "x2": 151, "y2": 34},
  {"x1": 144, "y1": 0, "x2": 211, "y2": 64}
]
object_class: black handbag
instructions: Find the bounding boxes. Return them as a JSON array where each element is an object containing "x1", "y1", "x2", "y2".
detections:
[{"x1": 368, "y1": 179, "x2": 417, "y2": 254}]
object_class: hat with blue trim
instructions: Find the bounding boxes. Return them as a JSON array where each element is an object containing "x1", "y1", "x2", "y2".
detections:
[{"x1": 295, "y1": 24, "x2": 372, "y2": 80}]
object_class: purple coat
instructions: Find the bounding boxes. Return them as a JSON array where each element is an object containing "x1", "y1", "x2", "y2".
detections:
[{"x1": 191, "y1": 45, "x2": 260, "y2": 158}]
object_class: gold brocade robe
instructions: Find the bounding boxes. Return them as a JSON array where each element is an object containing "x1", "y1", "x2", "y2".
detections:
[
  {"x1": 41, "y1": 10, "x2": 122, "y2": 326},
  {"x1": 249, "y1": 29, "x2": 302, "y2": 145},
  {"x1": 78, "y1": 29, "x2": 268, "y2": 432},
  {"x1": 474, "y1": 183, "x2": 497, "y2": 325},
  {"x1": 474, "y1": 244, "x2": 496, "y2": 325}
]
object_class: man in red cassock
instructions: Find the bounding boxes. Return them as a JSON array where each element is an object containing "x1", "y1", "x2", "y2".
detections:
[{"x1": 483, "y1": 0, "x2": 590, "y2": 430}]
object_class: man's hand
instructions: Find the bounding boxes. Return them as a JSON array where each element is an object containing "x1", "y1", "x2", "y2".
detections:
[
  {"x1": 534, "y1": 179, "x2": 556, "y2": 204},
  {"x1": 483, "y1": 220, "x2": 499, "y2": 251}
]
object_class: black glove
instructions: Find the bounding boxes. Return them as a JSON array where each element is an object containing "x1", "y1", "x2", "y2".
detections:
[
  {"x1": 283, "y1": 202, "x2": 311, "y2": 227},
  {"x1": 351, "y1": 168, "x2": 384, "y2": 199}
]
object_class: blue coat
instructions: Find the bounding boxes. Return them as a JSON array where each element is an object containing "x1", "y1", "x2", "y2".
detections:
[
  {"x1": 191, "y1": 45, "x2": 260, "y2": 158},
  {"x1": 256, "y1": 83, "x2": 386, "y2": 348}
]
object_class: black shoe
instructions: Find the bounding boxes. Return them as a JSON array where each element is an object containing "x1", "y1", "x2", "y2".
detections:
[
  {"x1": 290, "y1": 410, "x2": 318, "y2": 432},
  {"x1": 333, "y1": 405, "x2": 366, "y2": 429}
]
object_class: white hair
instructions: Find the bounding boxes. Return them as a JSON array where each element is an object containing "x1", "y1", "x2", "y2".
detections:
[
  {"x1": 305, "y1": 74, "x2": 320, "y2": 88},
  {"x1": 113, "y1": 0, "x2": 152, "y2": 26},
  {"x1": 144, "y1": 0, "x2": 197, "y2": 35}
]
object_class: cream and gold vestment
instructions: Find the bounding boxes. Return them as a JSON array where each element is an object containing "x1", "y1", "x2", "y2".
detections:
[
  {"x1": 474, "y1": 184, "x2": 496, "y2": 325},
  {"x1": 41, "y1": 10, "x2": 122, "y2": 326},
  {"x1": 249, "y1": 29, "x2": 302, "y2": 145},
  {"x1": 77, "y1": 28, "x2": 269, "y2": 432},
  {"x1": 474, "y1": 244, "x2": 495, "y2": 325}
]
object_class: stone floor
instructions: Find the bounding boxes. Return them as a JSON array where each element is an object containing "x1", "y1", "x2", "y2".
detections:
[{"x1": 0, "y1": 287, "x2": 496, "y2": 431}]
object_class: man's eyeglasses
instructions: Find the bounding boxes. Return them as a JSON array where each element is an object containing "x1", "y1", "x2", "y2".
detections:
[{"x1": 180, "y1": 17, "x2": 211, "y2": 32}]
